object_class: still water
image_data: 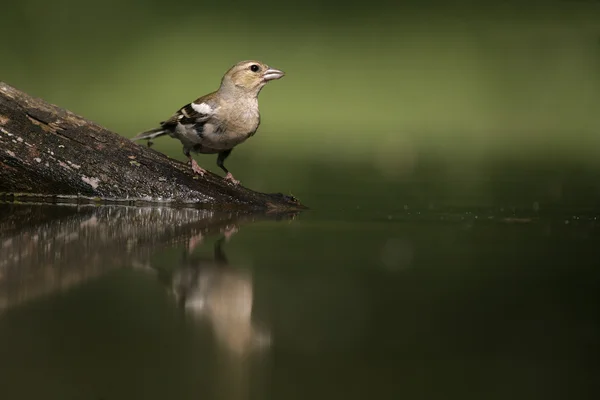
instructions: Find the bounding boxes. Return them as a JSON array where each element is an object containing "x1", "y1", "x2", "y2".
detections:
[{"x1": 0, "y1": 202, "x2": 598, "y2": 399}]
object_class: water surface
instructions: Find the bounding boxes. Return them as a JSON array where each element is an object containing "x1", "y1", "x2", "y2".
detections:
[{"x1": 0, "y1": 203, "x2": 598, "y2": 399}]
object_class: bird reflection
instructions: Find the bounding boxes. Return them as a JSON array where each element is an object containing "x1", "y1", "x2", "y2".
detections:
[{"x1": 170, "y1": 227, "x2": 270, "y2": 355}]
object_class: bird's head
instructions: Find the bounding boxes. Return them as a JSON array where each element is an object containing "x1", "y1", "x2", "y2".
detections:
[{"x1": 220, "y1": 60, "x2": 284, "y2": 97}]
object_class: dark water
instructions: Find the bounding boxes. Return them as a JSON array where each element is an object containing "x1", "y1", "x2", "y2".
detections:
[{"x1": 1, "y1": 202, "x2": 599, "y2": 399}]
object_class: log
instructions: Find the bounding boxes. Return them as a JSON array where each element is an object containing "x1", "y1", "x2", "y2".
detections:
[{"x1": 0, "y1": 82, "x2": 306, "y2": 210}]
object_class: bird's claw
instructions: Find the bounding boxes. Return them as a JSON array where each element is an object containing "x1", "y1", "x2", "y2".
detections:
[
  {"x1": 224, "y1": 172, "x2": 240, "y2": 185},
  {"x1": 189, "y1": 159, "x2": 206, "y2": 176}
]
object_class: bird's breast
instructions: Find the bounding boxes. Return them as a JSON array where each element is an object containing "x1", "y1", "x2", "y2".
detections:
[
  {"x1": 228, "y1": 108, "x2": 260, "y2": 135},
  {"x1": 171, "y1": 100, "x2": 261, "y2": 153}
]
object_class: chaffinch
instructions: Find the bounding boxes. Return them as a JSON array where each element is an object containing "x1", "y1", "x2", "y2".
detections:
[{"x1": 131, "y1": 60, "x2": 285, "y2": 184}]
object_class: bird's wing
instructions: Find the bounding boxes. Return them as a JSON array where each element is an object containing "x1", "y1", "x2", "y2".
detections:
[{"x1": 160, "y1": 93, "x2": 217, "y2": 128}]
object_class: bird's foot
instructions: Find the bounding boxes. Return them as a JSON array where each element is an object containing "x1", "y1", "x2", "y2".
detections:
[
  {"x1": 224, "y1": 172, "x2": 240, "y2": 185},
  {"x1": 189, "y1": 159, "x2": 206, "y2": 176}
]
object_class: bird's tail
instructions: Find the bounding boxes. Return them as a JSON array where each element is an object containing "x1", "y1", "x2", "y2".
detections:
[{"x1": 130, "y1": 127, "x2": 168, "y2": 142}]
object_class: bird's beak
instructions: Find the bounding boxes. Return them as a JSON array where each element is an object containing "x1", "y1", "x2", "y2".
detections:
[{"x1": 263, "y1": 67, "x2": 285, "y2": 81}]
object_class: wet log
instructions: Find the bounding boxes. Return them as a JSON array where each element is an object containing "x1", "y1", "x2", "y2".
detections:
[{"x1": 0, "y1": 82, "x2": 305, "y2": 210}]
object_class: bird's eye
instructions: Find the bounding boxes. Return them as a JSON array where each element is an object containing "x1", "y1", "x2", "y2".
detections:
[{"x1": 250, "y1": 64, "x2": 260, "y2": 72}]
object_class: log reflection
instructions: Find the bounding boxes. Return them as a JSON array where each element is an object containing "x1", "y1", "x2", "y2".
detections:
[{"x1": 0, "y1": 203, "x2": 295, "y2": 319}]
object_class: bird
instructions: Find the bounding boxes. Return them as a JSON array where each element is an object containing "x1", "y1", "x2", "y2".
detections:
[{"x1": 131, "y1": 60, "x2": 285, "y2": 184}]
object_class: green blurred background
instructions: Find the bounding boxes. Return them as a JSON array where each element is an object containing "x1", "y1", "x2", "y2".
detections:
[{"x1": 2, "y1": 0, "x2": 600, "y2": 212}]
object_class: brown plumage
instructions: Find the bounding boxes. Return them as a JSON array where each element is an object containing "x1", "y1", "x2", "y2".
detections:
[{"x1": 131, "y1": 60, "x2": 285, "y2": 184}]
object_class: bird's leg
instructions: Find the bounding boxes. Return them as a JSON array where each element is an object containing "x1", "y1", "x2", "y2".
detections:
[
  {"x1": 185, "y1": 149, "x2": 206, "y2": 176},
  {"x1": 217, "y1": 149, "x2": 239, "y2": 185}
]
